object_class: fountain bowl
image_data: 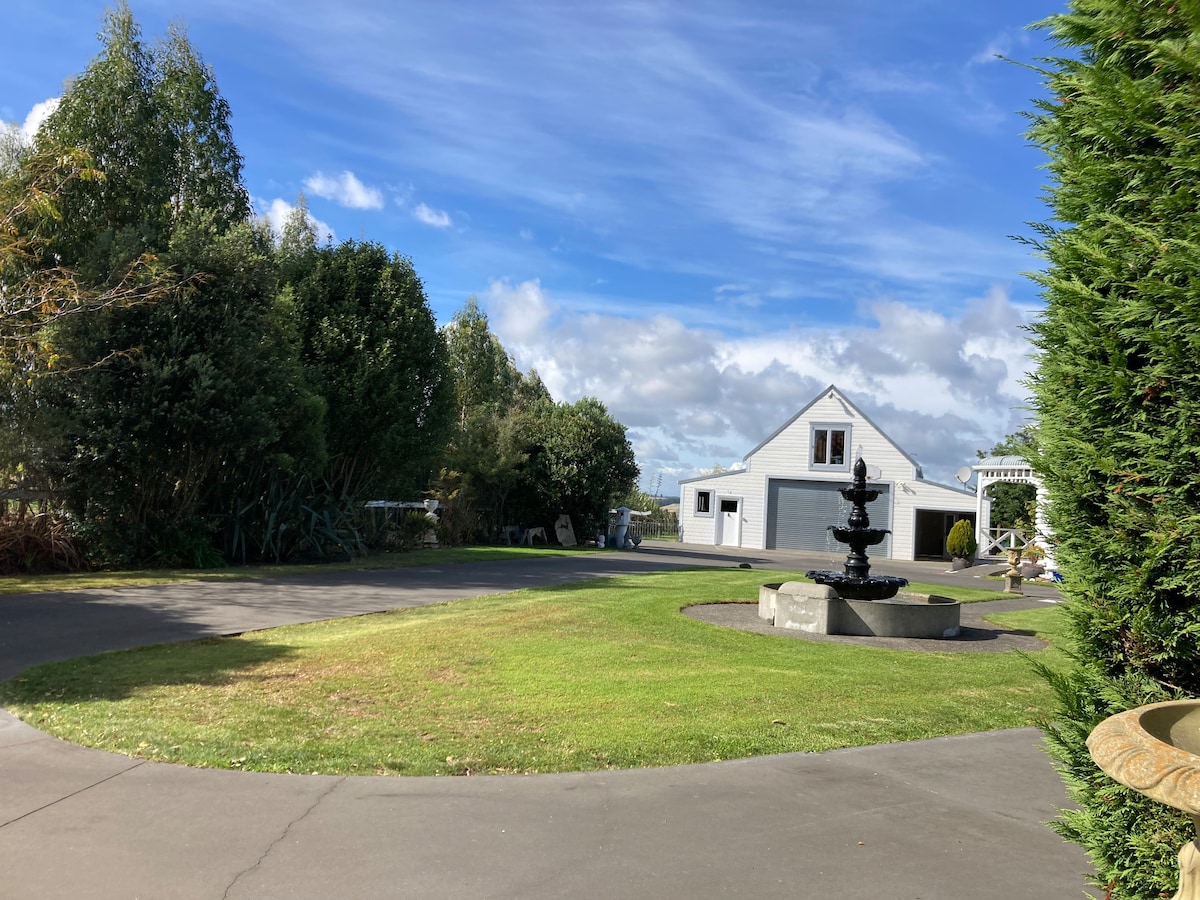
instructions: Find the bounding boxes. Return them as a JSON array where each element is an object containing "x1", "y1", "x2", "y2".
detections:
[
  {"x1": 828, "y1": 526, "x2": 888, "y2": 547},
  {"x1": 806, "y1": 571, "x2": 907, "y2": 601}
]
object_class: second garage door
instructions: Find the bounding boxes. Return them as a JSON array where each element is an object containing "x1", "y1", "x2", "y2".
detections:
[{"x1": 765, "y1": 479, "x2": 892, "y2": 556}]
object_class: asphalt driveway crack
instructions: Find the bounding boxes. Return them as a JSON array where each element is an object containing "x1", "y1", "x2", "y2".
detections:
[{"x1": 221, "y1": 777, "x2": 346, "y2": 900}]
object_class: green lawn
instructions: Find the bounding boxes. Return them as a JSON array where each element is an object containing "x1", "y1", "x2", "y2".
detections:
[
  {"x1": 0, "y1": 545, "x2": 586, "y2": 595},
  {"x1": 0, "y1": 569, "x2": 1067, "y2": 776}
]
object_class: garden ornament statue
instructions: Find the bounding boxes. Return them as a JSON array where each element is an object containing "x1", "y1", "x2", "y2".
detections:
[{"x1": 1003, "y1": 546, "x2": 1023, "y2": 594}]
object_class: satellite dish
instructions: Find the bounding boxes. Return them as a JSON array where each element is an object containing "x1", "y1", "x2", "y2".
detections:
[
  {"x1": 955, "y1": 466, "x2": 973, "y2": 485},
  {"x1": 865, "y1": 464, "x2": 882, "y2": 481}
]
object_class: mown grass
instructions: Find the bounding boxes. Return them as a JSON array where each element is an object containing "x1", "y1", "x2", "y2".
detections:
[
  {"x1": 0, "y1": 545, "x2": 587, "y2": 595},
  {"x1": 0, "y1": 569, "x2": 1067, "y2": 776}
]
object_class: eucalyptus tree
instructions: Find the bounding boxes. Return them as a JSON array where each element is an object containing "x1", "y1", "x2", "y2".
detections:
[
  {"x1": 445, "y1": 296, "x2": 519, "y2": 427},
  {"x1": 436, "y1": 298, "x2": 536, "y2": 539},
  {"x1": 1025, "y1": 2, "x2": 1200, "y2": 895}
]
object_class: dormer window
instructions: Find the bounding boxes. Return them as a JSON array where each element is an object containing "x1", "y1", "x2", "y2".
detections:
[{"x1": 811, "y1": 424, "x2": 850, "y2": 470}]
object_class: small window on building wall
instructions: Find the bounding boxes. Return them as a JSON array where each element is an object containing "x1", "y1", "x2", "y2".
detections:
[
  {"x1": 695, "y1": 490, "x2": 712, "y2": 515},
  {"x1": 811, "y1": 425, "x2": 849, "y2": 469}
]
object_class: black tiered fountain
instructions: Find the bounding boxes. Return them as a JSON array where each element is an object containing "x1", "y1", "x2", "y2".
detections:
[{"x1": 806, "y1": 457, "x2": 909, "y2": 601}]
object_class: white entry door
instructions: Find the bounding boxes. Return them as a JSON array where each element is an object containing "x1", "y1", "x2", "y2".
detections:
[{"x1": 718, "y1": 497, "x2": 741, "y2": 547}]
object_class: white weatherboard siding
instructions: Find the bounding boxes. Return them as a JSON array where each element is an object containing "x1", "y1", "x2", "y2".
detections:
[
  {"x1": 747, "y1": 391, "x2": 915, "y2": 481},
  {"x1": 680, "y1": 386, "x2": 976, "y2": 559},
  {"x1": 681, "y1": 470, "x2": 760, "y2": 547}
]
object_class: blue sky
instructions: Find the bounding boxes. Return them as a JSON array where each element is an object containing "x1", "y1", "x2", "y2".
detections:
[{"x1": 2, "y1": 1, "x2": 1066, "y2": 496}]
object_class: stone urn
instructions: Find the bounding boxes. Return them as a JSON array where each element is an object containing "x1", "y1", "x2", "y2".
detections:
[{"x1": 1087, "y1": 700, "x2": 1200, "y2": 899}]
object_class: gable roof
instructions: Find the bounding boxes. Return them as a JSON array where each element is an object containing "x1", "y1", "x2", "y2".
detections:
[{"x1": 743, "y1": 384, "x2": 923, "y2": 475}]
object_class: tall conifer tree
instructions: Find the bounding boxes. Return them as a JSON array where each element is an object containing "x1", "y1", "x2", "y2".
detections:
[{"x1": 1026, "y1": 2, "x2": 1200, "y2": 896}]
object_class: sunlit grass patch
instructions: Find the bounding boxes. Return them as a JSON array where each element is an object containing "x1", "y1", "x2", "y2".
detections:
[{"x1": 0, "y1": 569, "x2": 1067, "y2": 775}]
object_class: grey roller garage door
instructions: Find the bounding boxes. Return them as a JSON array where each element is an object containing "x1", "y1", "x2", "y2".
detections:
[{"x1": 766, "y1": 479, "x2": 892, "y2": 556}]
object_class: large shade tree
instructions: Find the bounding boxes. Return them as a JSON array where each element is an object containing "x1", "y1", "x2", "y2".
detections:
[
  {"x1": 1025, "y1": 1, "x2": 1200, "y2": 896},
  {"x1": 436, "y1": 299, "x2": 545, "y2": 540},
  {"x1": 0, "y1": 145, "x2": 181, "y2": 490}
]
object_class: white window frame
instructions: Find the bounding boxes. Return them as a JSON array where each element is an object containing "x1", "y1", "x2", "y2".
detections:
[
  {"x1": 695, "y1": 489, "x2": 714, "y2": 517},
  {"x1": 810, "y1": 423, "x2": 851, "y2": 471}
]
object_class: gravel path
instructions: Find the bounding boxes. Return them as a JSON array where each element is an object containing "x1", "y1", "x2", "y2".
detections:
[{"x1": 682, "y1": 596, "x2": 1054, "y2": 652}]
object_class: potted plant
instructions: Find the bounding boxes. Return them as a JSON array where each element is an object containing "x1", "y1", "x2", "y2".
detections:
[
  {"x1": 946, "y1": 519, "x2": 977, "y2": 569},
  {"x1": 1021, "y1": 543, "x2": 1046, "y2": 578}
]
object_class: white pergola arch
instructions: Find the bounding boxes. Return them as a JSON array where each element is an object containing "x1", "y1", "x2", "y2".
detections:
[{"x1": 972, "y1": 456, "x2": 1054, "y2": 566}]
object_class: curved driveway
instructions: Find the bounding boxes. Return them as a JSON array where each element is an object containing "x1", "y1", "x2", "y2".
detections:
[{"x1": 0, "y1": 545, "x2": 1093, "y2": 899}]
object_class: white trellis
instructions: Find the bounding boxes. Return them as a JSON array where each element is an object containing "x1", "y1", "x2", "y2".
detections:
[{"x1": 972, "y1": 456, "x2": 1055, "y2": 569}]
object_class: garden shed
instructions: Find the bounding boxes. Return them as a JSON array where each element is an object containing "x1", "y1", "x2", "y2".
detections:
[{"x1": 678, "y1": 385, "x2": 977, "y2": 559}]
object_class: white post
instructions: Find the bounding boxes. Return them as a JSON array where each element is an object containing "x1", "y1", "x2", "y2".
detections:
[{"x1": 975, "y1": 475, "x2": 989, "y2": 560}]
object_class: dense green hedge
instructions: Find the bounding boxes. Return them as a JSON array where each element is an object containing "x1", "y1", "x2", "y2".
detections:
[{"x1": 1026, "y1": 1, "x2": 1200, "y2": 896}]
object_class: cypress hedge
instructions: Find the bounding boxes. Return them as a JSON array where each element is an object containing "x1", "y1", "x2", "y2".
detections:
[{"x1": 1026, "y1": 2, "x2": 1200, "y2": 896}]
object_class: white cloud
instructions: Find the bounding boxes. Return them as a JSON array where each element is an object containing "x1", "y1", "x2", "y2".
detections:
[
  {"x1": 226, "y1": 3, "x2": 940, "y2": 259},
  {"x1": 256, "y1": 197, "x2": 335, "y2": 243},
  {"x1": 2, "y1": 98, "x2": 60, "y2": 163},
  {"x1": 21, "y1": 97, "x2": 58, "y2": 139},
  {"x1": 483, "y1": 278, "x2": 552, "y2": 344},
  {"x1": 481, "y1": 279, "x2": 1035, "y2": 493},
  {"x1": 413, "y1": 202, "x2": 452, "y2": 228},
  {"x1": 303, "y1": 170, "x2": 384, "y2": 210}
]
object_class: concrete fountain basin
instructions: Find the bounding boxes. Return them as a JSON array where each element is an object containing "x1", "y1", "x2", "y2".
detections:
[{"x1": 759, "y1": 582, "x2": 961, "y2": 639}]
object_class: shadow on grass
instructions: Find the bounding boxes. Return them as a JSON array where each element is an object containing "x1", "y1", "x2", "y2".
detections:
[
  {"x1": 0, "y1": 637, "x2": 300, "y2": 704},
  {"x1": 954, "y1": 626, "x2": 1034, "y2": 642}
]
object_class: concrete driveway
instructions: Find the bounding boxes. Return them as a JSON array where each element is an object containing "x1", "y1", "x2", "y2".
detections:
[{"x1": 0, "y1": 544, "x2": 1095, "y2": 898}]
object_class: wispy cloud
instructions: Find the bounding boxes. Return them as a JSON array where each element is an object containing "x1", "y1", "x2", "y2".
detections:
[
  {"x1": 212, "y1": 4, "x2": 936, "y2": 253},
  {"x1": 969, "y1": 28, "x2": 1030, "y2": 66},
  {"x1": 180, "y1": 2, "x2": 1047, "y2": 311},
  {"x1": 303, "y1": 170, "x2": 383, "y2": 210},
  {"x1": 413, "y1": 202, "x2": 452, "y2": 228}
]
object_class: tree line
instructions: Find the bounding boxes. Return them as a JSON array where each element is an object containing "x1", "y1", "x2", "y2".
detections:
[{"x1": 0, "y1": 4, "x2": 636, "y2": 570}]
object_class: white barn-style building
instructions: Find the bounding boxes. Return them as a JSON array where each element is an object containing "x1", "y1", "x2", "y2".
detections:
[{"x1": 678, "y1": 385, "x2": 978, "y2": 559}]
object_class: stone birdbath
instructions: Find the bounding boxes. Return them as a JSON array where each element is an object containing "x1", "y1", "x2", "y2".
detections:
[{"x1": 1088, "y1": 700, "x2": 1200, "y2": 899}]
